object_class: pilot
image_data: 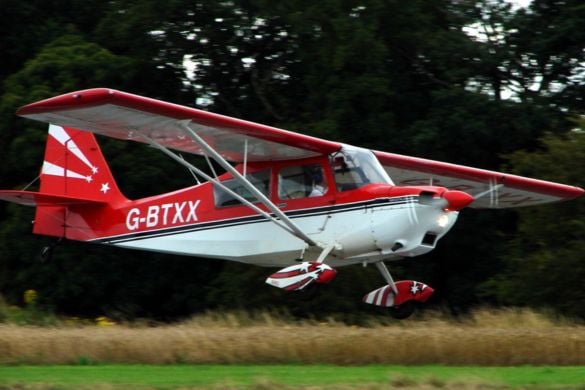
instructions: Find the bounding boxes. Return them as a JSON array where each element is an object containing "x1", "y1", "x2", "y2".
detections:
[{"x1": 309, "y1": 171, "x2": 327, "y2": 197}]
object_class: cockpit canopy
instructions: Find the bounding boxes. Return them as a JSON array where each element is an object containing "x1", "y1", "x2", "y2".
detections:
[{"x1": 330, "y1": 146, "x2": 394, "y2": 191}]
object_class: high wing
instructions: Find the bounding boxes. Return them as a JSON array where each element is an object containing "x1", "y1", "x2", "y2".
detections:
[
  {"x1": 17, "y1": 88, "x2": 582, "y2": 209},
  {"x1": 17, "y1": 88, "x2": 341, "y2": 162},
  {"x1": 375, "y1": 151, "x2": 583, "y2": 208}
]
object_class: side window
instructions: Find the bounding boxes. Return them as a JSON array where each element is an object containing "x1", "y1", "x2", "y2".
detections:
[
  {"x1": 214, "y1": 169, "x2": 271, "y2": 207},
  {"x1": 278, "y1": 164, "x2": 328, "y2": 199}
]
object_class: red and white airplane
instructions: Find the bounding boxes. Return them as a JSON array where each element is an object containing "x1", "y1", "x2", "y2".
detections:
[{"x1": 1, "y1": 89, "x2": 582, "y2": 318}]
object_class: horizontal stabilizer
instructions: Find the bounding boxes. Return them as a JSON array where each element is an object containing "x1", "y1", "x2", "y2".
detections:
[{"x1": 0, "y1": 190, "x2": 107, "y2": 207}]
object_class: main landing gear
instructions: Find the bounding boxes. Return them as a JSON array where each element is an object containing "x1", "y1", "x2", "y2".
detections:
[
  {"x1": 363, "y1": 262, "x2": 434, "y2": 319},
  {"x1": 265, "y1": 243, "x2": 338, "y2": 297},
  {"x1": 264, "y1": 246, "x2": 434, "y2": 319},
  {"x1": 265, "y1": 261, "x2": 337, "y2": 293}
]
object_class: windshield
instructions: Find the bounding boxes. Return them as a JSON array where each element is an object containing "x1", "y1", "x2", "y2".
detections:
[{"x1": 330, "y1": 146, "x2": 393, "y2": 191}]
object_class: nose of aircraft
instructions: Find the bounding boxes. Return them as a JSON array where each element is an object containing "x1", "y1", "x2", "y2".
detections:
[{"x1": 442, "y1": 190, "x2": 474, "y2": 211}]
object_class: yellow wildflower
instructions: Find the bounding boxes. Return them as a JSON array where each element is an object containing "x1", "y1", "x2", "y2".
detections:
[
  {"x1": 95, "y1": 316, "x2": 116, "y2": 326},
  {"x1": 23, "y1": 289, "x2": 38, "y2": 305}
]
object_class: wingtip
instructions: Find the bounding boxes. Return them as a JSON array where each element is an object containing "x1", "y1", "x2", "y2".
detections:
[
  {"x1": 572, "y1": 186, "x2": 585, "y2": 199},
  {"x1": 16, "y1": 88, "x2": 119, "y2": 117}
]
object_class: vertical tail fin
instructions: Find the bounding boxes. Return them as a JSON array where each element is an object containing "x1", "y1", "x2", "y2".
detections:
[
  {"x1": 0, "y1": 125, "x2": 127, "y2": 240},
  {"x1": 32, "y1": 124, "x2": 127, "y2": 239},
  {"x1": 40, "y1": 124, "x2": 125, "y2": 202}
]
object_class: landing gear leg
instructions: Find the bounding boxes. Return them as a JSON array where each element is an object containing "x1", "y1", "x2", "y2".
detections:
[
  {"x1": 374, "y1": 261, "x2": 398, "y2": 295},
  {"x1": 375, "y1": 262, "x2": 415, "y2": 319}
]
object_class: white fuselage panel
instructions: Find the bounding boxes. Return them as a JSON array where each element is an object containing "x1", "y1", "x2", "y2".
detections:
[{"x1": 106, "y1": 198, "x2": 458, "y2": 267}]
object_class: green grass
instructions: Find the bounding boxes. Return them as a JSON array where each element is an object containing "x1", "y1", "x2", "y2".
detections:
[{"x1": 0, "y1": 365, "x2": 584, "y2": 388}]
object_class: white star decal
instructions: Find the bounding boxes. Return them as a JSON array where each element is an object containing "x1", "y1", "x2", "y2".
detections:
[
  {"x1": 91, "y1": 166, "x2": 99, "y2": 174},
  {"x1": 410, "y1": 282, "x2": 420, "y2": 295},
  {"x1": 100, "y1": 182, "x2": 110, "y2": 194},
  {"x1": 85, "y1": 175, "x2": 93, "y2": 183},
  {"x1": 299, "y1": 262, "x2": 311, "y2": 273}
]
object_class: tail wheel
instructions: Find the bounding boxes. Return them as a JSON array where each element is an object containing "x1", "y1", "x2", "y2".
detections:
[
  {"x1": 40, "y1": 246, "x2": 53, "y2": 263},
  {"x1": 40, "y1": 238, "x2": 62, "y2": 263}
]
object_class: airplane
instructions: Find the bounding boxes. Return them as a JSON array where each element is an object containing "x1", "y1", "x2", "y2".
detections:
[{"x1": 0, "y1": 88, "x2": 582, "y2": 319}]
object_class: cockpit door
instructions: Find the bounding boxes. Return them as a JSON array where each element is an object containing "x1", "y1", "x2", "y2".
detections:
[{"x1": 275, "y1": 160, "x2": 335, "y2": 234}]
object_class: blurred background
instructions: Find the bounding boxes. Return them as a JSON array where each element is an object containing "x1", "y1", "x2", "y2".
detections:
[{"x1": 0, "y1": 0, "x2": 583, "y2": 322}]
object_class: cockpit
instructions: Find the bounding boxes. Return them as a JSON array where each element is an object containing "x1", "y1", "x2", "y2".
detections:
[
  {"x1": 213, "y1": 146, "x2": 393, "y2": 208},
  {"x1": 330, "y1": 146, "x2": 394, "y2": 191}
]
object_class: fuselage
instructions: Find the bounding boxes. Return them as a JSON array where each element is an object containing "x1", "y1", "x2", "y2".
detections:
[{"x1": 64, "y1": 149, "x2": 460, "y2": 267}]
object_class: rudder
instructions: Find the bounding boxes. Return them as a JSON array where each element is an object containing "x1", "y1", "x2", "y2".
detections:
[{"x1": 40, "y1": 124, "x2": 124, "y2": 202}]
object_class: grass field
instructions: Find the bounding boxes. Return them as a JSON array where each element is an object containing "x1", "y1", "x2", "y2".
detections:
[
  {"x1": 1, "y1": 364, "x2": 585, "y2": 389},
  {"x1": 1, "y1": 308, "x2": 584, "y2": 366},
  {"x1": 1, "y1": 309, "x2": 585, "y2": 388}
]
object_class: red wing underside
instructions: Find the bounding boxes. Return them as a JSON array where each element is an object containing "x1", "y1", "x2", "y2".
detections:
[
  {"x1": 375, "y1": 151, "x2": 583, "y2": 208},
  {"x1": 17, "y1": 89, "x2": 341, "y2": 162}
]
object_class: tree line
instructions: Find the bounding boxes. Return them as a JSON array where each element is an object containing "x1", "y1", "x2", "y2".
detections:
[{"x1": 0, "y1": 0, "x2": 583, "y2": 320}]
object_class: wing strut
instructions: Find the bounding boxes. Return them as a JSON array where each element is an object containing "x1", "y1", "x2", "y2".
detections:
[
  {"x1": 139, "y1": 133, "x2": 304, "y2": 242},
  {"x1": 176, "y1": 121, "x2": 318, "y2": 247}
]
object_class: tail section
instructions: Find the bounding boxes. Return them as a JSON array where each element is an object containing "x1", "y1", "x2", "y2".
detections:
[
  {"x1": 40, "y1": 124, "x2": 124, "y2": 202},
  {"x1": 0, "y1": 124, "x2": 126, "y2": 240}
]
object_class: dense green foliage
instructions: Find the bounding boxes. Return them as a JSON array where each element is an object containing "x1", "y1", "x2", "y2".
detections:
[
  {"x1": 485, "y1": 128, "x2": 585, "y2": 316},
  {"x1": 0, "y1": 0, "x2": 583, "y2": 320}
]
